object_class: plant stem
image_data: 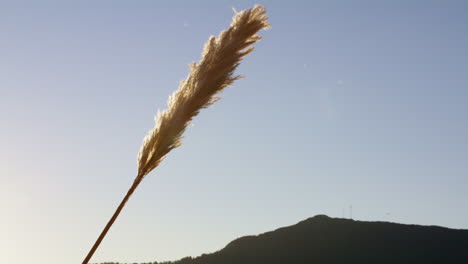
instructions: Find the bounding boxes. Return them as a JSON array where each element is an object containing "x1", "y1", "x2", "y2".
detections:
[{"x1": 82, "y1": 178, "x2": 141, "y2": 264}]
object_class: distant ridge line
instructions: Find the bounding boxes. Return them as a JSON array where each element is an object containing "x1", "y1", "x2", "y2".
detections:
[{"x1": 99, "y1": 215, "x2": 468, "y2": 264}]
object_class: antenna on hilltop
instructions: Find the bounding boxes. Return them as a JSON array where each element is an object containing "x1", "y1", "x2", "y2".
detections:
[{"x1": 349, "y1": 205, "x2": 353, "y2": 219}]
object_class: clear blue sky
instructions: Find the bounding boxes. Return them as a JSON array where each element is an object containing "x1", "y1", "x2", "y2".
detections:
[{"x1": 1, "y1": 1, "x2": 467, "y2": 263}]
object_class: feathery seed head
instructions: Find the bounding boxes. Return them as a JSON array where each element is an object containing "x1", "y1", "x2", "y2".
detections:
[{"x1": 136, "y1": 5, "x2": 269, "y2": 179}]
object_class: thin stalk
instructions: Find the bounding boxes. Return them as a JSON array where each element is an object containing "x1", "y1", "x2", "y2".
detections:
[{"x1": 82, "y1": 179, "x2": 141, "y2": 264}]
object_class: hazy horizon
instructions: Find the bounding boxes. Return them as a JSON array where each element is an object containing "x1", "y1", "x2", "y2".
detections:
[{"x1": 1, "y1": 1, "x2": 468, "y2": 263}]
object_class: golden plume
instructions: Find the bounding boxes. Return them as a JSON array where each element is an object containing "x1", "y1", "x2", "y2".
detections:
[{"x1": 83, "y1": 5, "x2": 269, "y2": 263}]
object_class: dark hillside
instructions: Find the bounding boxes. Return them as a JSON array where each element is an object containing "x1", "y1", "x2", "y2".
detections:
[{"x1": 101, "y1": 215, "x2": 468, "y2": 264}]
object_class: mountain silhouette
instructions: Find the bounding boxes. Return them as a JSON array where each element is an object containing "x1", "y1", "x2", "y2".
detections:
[{"x1": 100, "y1": 215, "x2": 468, "y2": 264}]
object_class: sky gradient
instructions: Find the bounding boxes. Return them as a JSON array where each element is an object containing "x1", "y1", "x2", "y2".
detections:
[{"x1": 1, "y1": 1, "x2": 468, "y2": 263}]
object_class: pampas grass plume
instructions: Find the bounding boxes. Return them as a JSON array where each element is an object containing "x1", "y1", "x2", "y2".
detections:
[
  {"x1": 137, "y1": 5, "x2": 269, "y2": 179},
  {"x1": 83, "y1": 5, "x2": 269, "y2": 264}
]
